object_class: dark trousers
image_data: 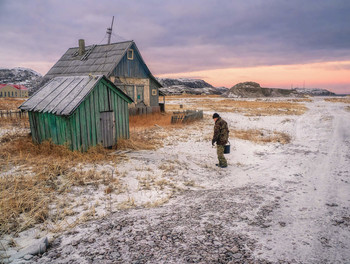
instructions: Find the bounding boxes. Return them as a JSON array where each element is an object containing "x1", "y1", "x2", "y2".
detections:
[{"x1": 217, "y1": 145, "x2": 227, "y2": 166}]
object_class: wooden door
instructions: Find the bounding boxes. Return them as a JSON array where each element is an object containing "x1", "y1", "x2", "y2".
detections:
[{"x1": 100, "y1": 111, "x2": 115, "y2": 148}]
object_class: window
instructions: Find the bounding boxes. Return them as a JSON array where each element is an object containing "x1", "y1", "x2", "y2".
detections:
[
  {"x1": 12, "y1": 92, "x2": 14, "y2": 97},
  {"x1": 4, "y1": 92, "x2": 6, "y2": 97},
  {"x1": 0, "y1": 92, "x2": 2, "y2": 97},
  {"x1": 136, "y1": 86, "x2": 144, "y2": 102},
  {"x1": 152, "y1": 89, "x2": 157, "y2": 96},
  {"x1": 127, "y1": 49, "x2": 134, "y2": 60},
  {"x1": 15, "y1": 92, "x2": 17, "y2": 97}
]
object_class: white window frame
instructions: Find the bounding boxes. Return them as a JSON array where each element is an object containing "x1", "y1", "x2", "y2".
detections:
[{"x1": 127, "y1": 49, "x2": 134, "y2": 60}]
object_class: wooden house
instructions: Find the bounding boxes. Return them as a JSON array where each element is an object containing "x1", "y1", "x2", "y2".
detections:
[
  {"x1": 19, "y1": 75, "x2": 133, "y2": 151},
  {"x1": 39, "y1": 39, "x2": 163, "y2": 114}
]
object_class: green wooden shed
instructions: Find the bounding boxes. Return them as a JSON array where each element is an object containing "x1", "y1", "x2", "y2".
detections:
[{"x1": 19, "y1": 75, "x2": 133, "y2": 151}]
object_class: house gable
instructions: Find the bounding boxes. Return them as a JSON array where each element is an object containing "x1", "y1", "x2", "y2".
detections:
[{"x1": 112, "y1": 43, "x2": 149, "y2": 78}]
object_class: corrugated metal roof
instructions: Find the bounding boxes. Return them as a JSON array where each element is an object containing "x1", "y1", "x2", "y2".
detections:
[
  {"x1": 45, "y1": 41, "x2": 134, "y2": 79},
  {"x1": 19, "y1": 75, "x2": 125, "y2": 116}
]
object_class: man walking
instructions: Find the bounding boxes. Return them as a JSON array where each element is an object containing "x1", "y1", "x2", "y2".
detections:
[{"x1": 212, "y1": 113, "x2": 229, "y2": 168}]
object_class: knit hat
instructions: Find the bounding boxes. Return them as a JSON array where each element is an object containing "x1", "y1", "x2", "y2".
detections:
[{"x1": 212, "y1": 113, "x2": 220, "y2": 119}]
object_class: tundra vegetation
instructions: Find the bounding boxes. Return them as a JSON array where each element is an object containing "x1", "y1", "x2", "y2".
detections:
[
  {"x1": 324, "y1": 97, "x2": 350, "y2": 112},
  {"x1": 0, "y1": 95, "x2": 300, "y2": 252},
  {"x1": 166, "y1": 95, "x2": 308, "y2": 116}
]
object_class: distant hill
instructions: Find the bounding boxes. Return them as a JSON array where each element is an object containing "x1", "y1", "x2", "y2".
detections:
[
  {"x1": 0, "y1": 67, "x2": 42, "y2": 91},
  {"x1": 292, "y1": 88, "x2": 336, "y2": 96},
  {"x1": 223, "y1": 82, "x2": 335, "y2": 98},
  {"x1": 157, "y1": 78, "x2": 228, "y2": 95}
]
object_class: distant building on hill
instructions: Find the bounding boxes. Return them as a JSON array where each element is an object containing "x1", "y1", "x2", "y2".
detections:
[
  {"x1": 0, "y1": 84, "x2": 28, "y2": 98},
  {"x1": 37, "y1": 39, "x2": 163, "y2": 114}
]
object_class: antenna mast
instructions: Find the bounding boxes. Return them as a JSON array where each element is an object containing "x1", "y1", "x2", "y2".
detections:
[{"x1": 107, "y1": 16, "x2": 115, "y2": 44}]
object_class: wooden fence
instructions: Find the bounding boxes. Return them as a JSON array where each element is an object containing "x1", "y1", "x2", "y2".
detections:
[
  {"x1": 171, "y1": 110, "x2": 203, "y2": 124},
  {"x1": 0, "y1": 110, "x2": 28, "y2": 119}
]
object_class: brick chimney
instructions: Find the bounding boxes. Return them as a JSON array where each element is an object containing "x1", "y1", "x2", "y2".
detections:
[{"x1": 78, "y1": 39, "x2": 85, "y2": 56}]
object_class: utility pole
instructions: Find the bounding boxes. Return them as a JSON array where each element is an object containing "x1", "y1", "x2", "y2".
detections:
[{"x1": 107, "y1": 16, "x2": 115, "y2": 44}]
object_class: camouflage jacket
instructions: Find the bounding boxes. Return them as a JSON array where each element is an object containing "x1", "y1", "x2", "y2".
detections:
[{"x1": 212, "y1": 117, "x2": 229, "y2": 145}]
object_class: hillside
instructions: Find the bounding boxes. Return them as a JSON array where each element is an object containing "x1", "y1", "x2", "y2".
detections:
[
  {"x1": 0, "y1": 67, "x2": 42, "y2": 90},
  {"x1": 157, "y1": 78, "x2": 228, "y2": 95},
  {"x1": 223, "y1": 82, "x2": 335, "y2": 98}
]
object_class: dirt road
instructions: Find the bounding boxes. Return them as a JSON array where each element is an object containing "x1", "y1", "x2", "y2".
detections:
[{"x1": 26, "y1": 98, "x2": 349, "y2": 264}]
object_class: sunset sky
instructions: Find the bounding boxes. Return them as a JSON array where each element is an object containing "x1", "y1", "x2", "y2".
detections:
[{"x1": 0, "y1": 0, "x2": 349, "y2": 93}]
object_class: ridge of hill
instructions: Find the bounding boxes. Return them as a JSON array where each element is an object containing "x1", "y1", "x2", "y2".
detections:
[
  {"x1": 0, "y1": 67, "x2": 42, "y2": 90},
  {"x1": 223, "y1": 82, "x2": 335, "y2": 98}
]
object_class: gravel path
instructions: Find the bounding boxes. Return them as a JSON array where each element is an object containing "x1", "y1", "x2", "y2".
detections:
[{"x1": 30, "y1": 186, "x2": 277, "y2": 264}]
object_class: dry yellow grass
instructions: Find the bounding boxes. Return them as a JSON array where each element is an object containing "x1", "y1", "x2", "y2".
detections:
[
  {"x1": 324, "y1": 98, "x2": 350, "y2": 104},
  {"x1": 0, "y1": 117, "x2": 29, "y2": 129},
  {"x1": 200, "y1": 99, "x2": 307, "y2": 116},
  {"x1": 166, "y1": 94, "x2": 220, "y2": 99},
  {"x1": 285, "y1": 98, "x2": 313, "y2": 102},
  {"x1": 232, "y1": 128, "x2": 291, "y2": 144},
  {"x1": 0, "y1": 98, "x2": 26, "y2": 111},
  {"x1": 0, "y1": 173, "x2": 52, "y2": 234},
  {"x1": 117, "y1": 132, "x2": 160, "y2": 150},
  {"x1": 0, "y1": 112, "x2": 200, "y2": 235},
  {"x1": 129, "y1": 112, "x2": 173, "y2": 128},
  {"x1": 0, "y1": 133, "x2": 123, "y2": 235},
  {"x1": 0, "y1": 97, "x2": 29, "y2": 128},
  {"x1": 166, "y1": 95, "x2": 308, "y2": 116}
]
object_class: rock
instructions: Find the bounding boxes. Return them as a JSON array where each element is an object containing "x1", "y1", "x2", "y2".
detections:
[
  {"x1": 23, "y1": 254, "x2": 33, "y2": 260},
  {"x1": 232, "y1": 253, "x2": 243, "y2": 259},
  {"x1": 9, "y1": 237, "x2": 48, "y2": 262},
  {"x1": 47, "y1": 252, "x2": 61, "y2": 259},
  {"x1": 326, "y1": 203, "x2": 338, "y2": 207},
  {"x1": 71, "y1": 240, "x2": 79, "y2": 246},
  {"x1": 279, "y1": 221, "x2": 287, "y2": 227},
  {"x1": 231, "y1": 246, "x2": 239, "y2": 253}
]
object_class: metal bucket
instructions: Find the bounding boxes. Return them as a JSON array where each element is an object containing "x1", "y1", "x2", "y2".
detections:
[{"x1": 224, "y1": 142, "x2": 230, "y2": 154}]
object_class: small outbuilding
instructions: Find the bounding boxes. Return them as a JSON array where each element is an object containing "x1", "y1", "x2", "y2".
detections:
[{"x1": 20, "y1": 75, "x2": 133, "y2": 151}]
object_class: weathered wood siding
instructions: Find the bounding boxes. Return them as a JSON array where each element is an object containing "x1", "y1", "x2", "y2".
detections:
[
  {"x1": 149, "y1": 77, "x2": 160, "y2": 107},
  {"x1": 29, "y1": 111, "x2": 70, "y2": 146},
  {"x1": 113, "y1": 44, "x2": 149, "y2": 78},
  {"x1": 28, "y1": 79, "x2": 130, "y2": 151}
]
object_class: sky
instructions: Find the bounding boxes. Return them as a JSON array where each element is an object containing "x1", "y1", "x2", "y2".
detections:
[{"x1": 0, "y1": 0, "x2": 349, "y2": 93}]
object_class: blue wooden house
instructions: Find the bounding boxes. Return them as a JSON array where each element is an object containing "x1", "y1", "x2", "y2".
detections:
[{"x1": 38, "y1": 39, "x2": 163, "y2": 114}]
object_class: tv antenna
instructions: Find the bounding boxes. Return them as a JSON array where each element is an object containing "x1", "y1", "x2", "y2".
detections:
[{"x1": 106, "y1": 16, "x2": 115, "y2": 44}]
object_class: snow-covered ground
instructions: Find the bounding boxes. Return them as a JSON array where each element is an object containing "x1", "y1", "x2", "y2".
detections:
[{"x1": 2, "y1": 97, "x2": 350, "y2": 263}]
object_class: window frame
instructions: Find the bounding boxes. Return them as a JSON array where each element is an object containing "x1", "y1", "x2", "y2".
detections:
[{"x1": 127, "y1": 49, "x2": 134, "y2": 60}]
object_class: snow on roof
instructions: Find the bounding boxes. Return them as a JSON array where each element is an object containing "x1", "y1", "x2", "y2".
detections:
[
  {"x1": 19, "y1": 75, "x2": 132, "y2": 116},
  {"x1": 19, "y1": 75, "x2": 103, "y2": 115},
  {"x1": 45, "y1": 41, "x2": 134, "y2": 79}
]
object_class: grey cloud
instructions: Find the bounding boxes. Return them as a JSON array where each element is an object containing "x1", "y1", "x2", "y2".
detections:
[{"x1": 0, "y1": 0, "x2": 350, "y2": 75}]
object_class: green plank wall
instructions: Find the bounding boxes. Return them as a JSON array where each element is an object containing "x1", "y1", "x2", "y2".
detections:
[{"x1": 28, "y1": 79, "x2": 130, "y2": 151}]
